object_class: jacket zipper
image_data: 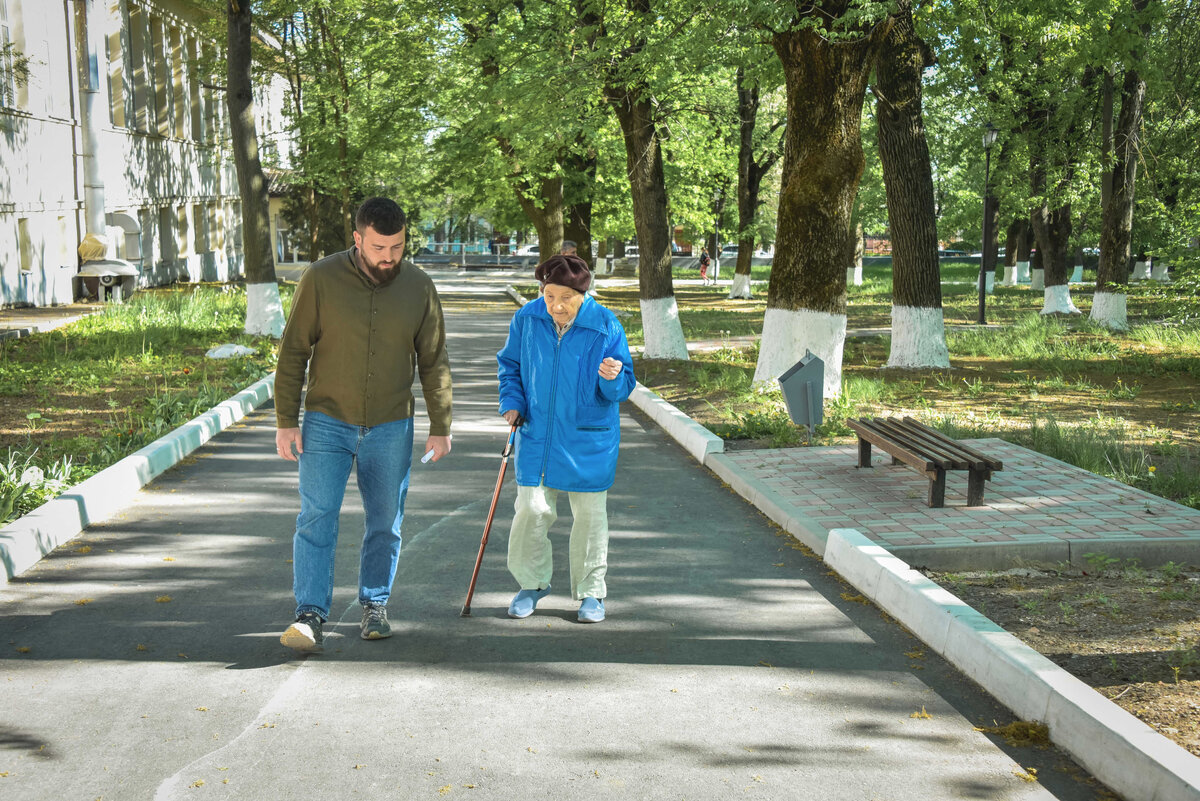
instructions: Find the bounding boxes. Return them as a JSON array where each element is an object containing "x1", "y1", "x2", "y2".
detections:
[{"x1": 539, "y1": 323, "x2": 564, "y2": 484}]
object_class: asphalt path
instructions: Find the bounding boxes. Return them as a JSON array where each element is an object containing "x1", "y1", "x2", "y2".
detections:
[{"x1": 0, "y1": 290, "x2": 1110, "y2": 800}]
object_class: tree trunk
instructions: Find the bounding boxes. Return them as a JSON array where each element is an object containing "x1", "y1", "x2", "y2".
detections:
[
  {"x1": 845, "y1": 220, "x2": 864, "y2": 286},
  {"x1": 1095, "y1": 0, "x2": 1152, "y2": 330},
  {"x1": 755, "y1": 15, "x2": 892, "y2": 396},
  {"x1": 606, "y1": 79, "x2": 687, "y2": 359},
  {"x1": 730, "y1": 67, "x2": 781, "y2": 300},
  {"x1": 1002, "y1": 218, "x2": 1022, "y2": 285},
  {"x1": 563, "y1": 147, "x2": 596, "y2": 269},
  {"x1": 513, "y1": 175, "x2": 564, "y2": 262},
  {"x1": 874, "y1": 0, "x2": 948, "y2": 368},
  {"x1": 226, "y1": 0, "x2": 283, "y2": 338}
]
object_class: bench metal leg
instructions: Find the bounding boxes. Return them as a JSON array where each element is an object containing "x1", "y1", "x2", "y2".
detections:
[
  {"x1": 857, "y1": 437, "x2": 872, "y2": 468},
  {"x1": 927, "y1": 469, "x2": 946, "y2": 508},
  {"x1": 966, "y1": 469, "x2": 987, "y2": 507}
]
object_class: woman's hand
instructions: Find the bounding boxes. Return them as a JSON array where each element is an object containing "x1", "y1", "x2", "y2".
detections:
[
  {"x1": 502, "y1": 409, "x2": 523, "y2": 426},
  {"x1": 598, "y1": 357, "x2": 622, "y2": 380}
]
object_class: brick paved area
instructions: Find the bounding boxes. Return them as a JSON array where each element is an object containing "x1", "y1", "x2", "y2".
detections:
[{"x1": 721, "y1": 439, "x2": 1200, "y2": 558}]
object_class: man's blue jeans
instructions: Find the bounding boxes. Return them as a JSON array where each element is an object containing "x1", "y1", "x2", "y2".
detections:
[{"x1": 293, "y1": 411, "x2": 414, "y2": 620}]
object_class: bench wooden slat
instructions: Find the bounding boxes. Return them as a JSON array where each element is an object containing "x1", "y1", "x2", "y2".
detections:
[
  {"x1": 901, "y1": 417, "x2": 1003, "y2": 470},
  {"x1": 871, "y1": 417, "x2": 971, "y2": 469},
  {"x1": 847, "y1": 419, "x2": 936, "y2": 472}
]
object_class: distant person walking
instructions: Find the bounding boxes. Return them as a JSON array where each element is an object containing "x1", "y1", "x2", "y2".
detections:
[
  {"x1": 274, "y1": 197, "x2": 453, "y2": 652},
  {"x1": 497, "y1": 254, "x2": 635, "y2": 623},
  {"x1": 699, "y1": 246, "x2": 712, "y2": 285}
]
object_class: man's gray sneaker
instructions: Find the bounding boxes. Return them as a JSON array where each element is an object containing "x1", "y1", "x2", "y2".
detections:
[
  {"x1": 281, "y1": 612, "x2": 324, "y2": 651},
  {"x1": 361, "y1": 604, "x2": 392, "y2": 639}
]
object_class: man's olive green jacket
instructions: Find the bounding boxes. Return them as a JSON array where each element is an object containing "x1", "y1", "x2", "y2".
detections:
[{"x1": 275, "y1": 249, "x2": 452, "y2": 435}]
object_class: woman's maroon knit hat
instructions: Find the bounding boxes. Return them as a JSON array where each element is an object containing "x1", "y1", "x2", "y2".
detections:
[{"x1": 535, "y1": 254, "x2": 591, "y2": 294}]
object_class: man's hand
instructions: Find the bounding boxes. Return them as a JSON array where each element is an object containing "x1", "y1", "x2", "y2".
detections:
[
  {"x1": 276, "y1": 427, "x2": 302, "y2": 461},
  {"x1": 502, "y1": 409, "x2": 523, "y2": 426},
  {"x1": 424, "y1": 434, "x2": 452, "y2": 463},
  {"x1": 598, "y1": 357, "x2": 622, "y2": 380}
]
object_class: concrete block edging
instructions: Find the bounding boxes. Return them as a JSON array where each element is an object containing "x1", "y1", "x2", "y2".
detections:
[
  {"x1": 824, "y1": 527, "x2": 1200, "y2": 801},
  {"x1": 0, "y1": 373, "x2": 276, "y2": 586}
]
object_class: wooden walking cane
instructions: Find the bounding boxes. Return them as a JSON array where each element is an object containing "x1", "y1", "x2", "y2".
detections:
[{"x1": 460, "y1": 423, "x2": 519, "y2": 616}]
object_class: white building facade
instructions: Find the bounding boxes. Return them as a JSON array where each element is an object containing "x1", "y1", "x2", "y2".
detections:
[{"x1": 0, "y1": 0, "x2": 289, "y2": 307}]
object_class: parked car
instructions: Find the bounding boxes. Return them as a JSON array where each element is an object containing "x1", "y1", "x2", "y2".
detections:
[{"x1": 515, "y1": 244, "x2": 540, "y2": 256}]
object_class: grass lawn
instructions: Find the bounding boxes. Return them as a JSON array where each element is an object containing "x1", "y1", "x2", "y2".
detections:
[{"x1": 0, "y1": 285, "x2": 283, "y2": 522}]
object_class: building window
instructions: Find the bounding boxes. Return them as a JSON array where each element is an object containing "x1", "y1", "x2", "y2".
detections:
[
  {"x1": 176, "y1": 205, "x2": 190, "y2": 257},
  {"x1": 128, "y1": 3, "x2": 150, "y2": 132},
  {"x1": 158, "y1": 207, "x2": 175, "y2": 262},
  {"x1": 150, "y1": 14, "x2": 168, "y2": 136},
  {"x1": 105, "y1": 21, "x2": 125, "y2": 126},
  {"x1": 186, "y1": 35, "x2": 202, "y2": 142},
  {"x1": 169, "y1": 25, "x2": 185, "y2": 139},
  {"x1": 17, "y1": 218, "x2": 34, "y2": 273},
  {"x1": 0, "y1": 0, "x2": 17, "y2": 109},
  {"x1": 193, "y1": 202, "x2": 206, "y2": 254}
]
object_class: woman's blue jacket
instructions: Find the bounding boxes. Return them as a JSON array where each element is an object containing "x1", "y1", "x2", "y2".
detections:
[{"x1": 497, "y1": 295, "x2": 635, "y2": 492}]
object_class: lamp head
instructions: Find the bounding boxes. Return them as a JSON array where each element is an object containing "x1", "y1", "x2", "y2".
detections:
[{"x1": 983, "y1": 124, "x2": 999, "y2": 150}]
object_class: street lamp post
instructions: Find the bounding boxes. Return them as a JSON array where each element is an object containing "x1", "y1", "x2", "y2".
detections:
[{"x1": 977, "y1": 124, "x2": 999, "y2": 325}]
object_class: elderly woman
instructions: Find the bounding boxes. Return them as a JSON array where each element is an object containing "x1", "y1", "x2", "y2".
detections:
[{"x1": 496, "y1": 254, "x2": 635, "y2": 623}]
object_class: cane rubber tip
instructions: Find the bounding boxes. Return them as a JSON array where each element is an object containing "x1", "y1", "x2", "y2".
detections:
[{"x1": 460, "y1": 608, "x2": 471, "y2": 617}]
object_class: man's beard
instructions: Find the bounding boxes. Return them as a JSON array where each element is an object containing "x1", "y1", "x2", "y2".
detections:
[{"x1": 360, "y1": 252, "x2": 399, "y2": 283}]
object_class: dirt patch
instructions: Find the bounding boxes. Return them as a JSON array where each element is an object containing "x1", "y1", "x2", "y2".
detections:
[{"x1": 924, "y1": 564, "x2": 1200, "y2": 757}]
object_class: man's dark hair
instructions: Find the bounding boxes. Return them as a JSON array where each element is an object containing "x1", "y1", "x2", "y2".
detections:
[{"x1": 355, "y1": 197, "x2": 407, "y2": 236}]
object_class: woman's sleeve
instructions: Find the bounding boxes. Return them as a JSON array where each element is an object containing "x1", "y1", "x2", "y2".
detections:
[
  {"x1": 496, "y1": 313, "x2": 528, "y2": 417},
  {"x1": 598, "y1": 317, "x2": 635, "y2": 404}
]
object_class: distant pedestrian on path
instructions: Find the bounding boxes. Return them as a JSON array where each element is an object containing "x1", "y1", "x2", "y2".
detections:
[
  {"x1": 560, "y1": 240, "x2": 577, "y2": 256},
  {"x1": 497, "y1": 254, "x2": 634, "y2": 623},
  {"x1": 699, "y1": 247, "x2": 712, "y2": 285},
  {"x1": 274, "y1": 197, "x2": 453, "y2": 652}
]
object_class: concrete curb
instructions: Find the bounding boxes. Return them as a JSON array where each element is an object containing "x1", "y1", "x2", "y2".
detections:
[
  {"x1": 629, "y1": 379, "x2": 1200, "y2": 800},
  {"x1": 0, "y1": 373, "x2": 276, "y2": 586},
  {"x1": 627, "y1": 384, "x2": 724, "y2": 465},
  {"x1": 824, "y1": 527, "x2": 1200, "y2": 801}
]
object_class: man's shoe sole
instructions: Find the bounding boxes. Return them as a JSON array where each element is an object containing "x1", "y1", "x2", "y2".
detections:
[
  {"x1": 281, "y1": 623, "x2": 321, "y2": 651},
  {"x1": 360, "y1": 628, "x2": 392, "y2": 640}
]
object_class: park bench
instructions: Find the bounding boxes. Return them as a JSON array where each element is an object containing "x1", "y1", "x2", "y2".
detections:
[{"x1": 846, "y1": 416, "x2": 1003, "y2": 508}]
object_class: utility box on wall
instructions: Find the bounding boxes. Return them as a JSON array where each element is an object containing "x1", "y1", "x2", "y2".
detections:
[{"x1": 778, "y1": 351, "x2": 824, "y2": 439}]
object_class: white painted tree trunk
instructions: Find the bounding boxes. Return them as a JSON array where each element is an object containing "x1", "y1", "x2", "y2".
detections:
[
  {"x1": 1031, "y1": 268, "x2": 1045, "y2": 290},
  {"x1": 887, "y1": 305, "x2": 950, "y2": 368},
  {"x1": 985, "y1": 272, "x2": 996, "y2": 294},
  {"x1": 1090, "y1": 291, "x2": 1128, "y2": 330},
  {"x1": 1016, "y1": 260, "x2": 1031, "y2": 283},
  {"x1": 1070, "y1": 265, "x2": 1083, "y2": 283},
  {"x1": 752, "y1": 307, "x2": 845, "y2": 399},
  {"x1": 846, "y1": 265, "x2": 863, "y2": 286},
  {"x1": 245, "y1": 282, "x2": 286, "y2": 338},
  {"x1": 1150, "y1": 261, "x2": 1170, "y2": 281},
  {"x1": 727, "y1": 273, "x2": 753, "y2": 299},
  {"x1": 1003, "y1": 264, "x2": 1018, "y2": 285},
  {"x1": 640, "y1": 296, "x2": 690, "y2": 360},
  {"x1": 1040, "y1": 285, "x2": 1080, "y2": 315},
  {"x1": 1131, "y1": 260, "x2": 1151, "y2": 281}
]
